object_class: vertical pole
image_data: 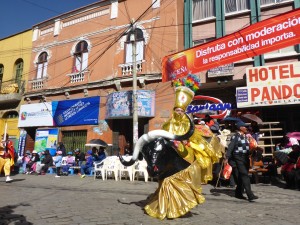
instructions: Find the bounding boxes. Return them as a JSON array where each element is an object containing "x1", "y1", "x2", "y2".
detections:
[{"x1": 131, "y1": 23, "x2": 139, "y2": 148}]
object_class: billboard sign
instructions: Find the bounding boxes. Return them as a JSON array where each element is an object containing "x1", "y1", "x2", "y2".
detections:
[
  {"x1": 236, "y1": 62, "x2": 300, "y2": 108},
  {"x1": 106, "y1": 90, "x2": 155, "y2": 118},
  {"x1": 162, "y1": 8, "x2": 300, "y2": 81}
]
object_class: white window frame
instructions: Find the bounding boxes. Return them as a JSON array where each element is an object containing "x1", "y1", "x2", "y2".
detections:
[
  {"x1": 36, "y1": 52, "x2": 48, "y2": 79},
  {"x1": 225, "y1": 0, "x2": 250, "y2": 15},
  {"x1": 192, "y1": 0, "x2": 215, "y2": 22},
  {"x1": 260, "y1": 0, "x2": 291, "y2": 6}
]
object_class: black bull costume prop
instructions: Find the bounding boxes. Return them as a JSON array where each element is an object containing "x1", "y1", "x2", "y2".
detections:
[
  {"x1": 119, "y1": 86, "x2": 225, "y2": 220},
  {"x1": 119, "y1": 113, "x2": 195, "y2": 180}
]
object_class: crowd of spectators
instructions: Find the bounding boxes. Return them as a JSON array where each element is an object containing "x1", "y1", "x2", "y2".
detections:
[{"x1": 18, "y1": 145, "x2": 107, "y2": 178}]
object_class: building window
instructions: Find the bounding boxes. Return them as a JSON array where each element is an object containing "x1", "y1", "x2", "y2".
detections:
[
  {"x1": 225, "y1": 0, "x2": 250, "y2": 14},
  {"x1": 193, "y1": 0, "x2": 215, "y2": 21},
  {"x1": 73, "y1": 41, "x2": 89, "y2": 73},
  {"x1": 265, "y1": 46, "x2": 295, "y2": 55},
  {"x1": 261, "y1": 0, "x2": 289, "y2": 5},
  {"x1": 193, "y1": 37, "x2": 215, "y2": 46},
  {"x1": 14, "y1": 59, "x2": 23, "y2": 84},
  {"x1": 0, "y1": 64, "x2": 3, "y2": 92},
  {"x1": 36, "y1": 52, "x2": 48, "y2": 79},
  {"x1": 125, "y1": 28, "x2": 144, "y2": 63}
]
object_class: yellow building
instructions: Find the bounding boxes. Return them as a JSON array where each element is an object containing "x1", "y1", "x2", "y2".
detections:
[{"x1": 0, "y1": 30, "x2": 32, "y2": 150}]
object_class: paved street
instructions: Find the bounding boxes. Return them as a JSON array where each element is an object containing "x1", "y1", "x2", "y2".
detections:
[{"x1": 0, "y1": 173, "x2": 299, "y2": 225}]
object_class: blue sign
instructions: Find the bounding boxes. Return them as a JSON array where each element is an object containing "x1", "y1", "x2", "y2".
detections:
[{"x1": 52, "y1": 97, "x2": 100, "y2": 126}]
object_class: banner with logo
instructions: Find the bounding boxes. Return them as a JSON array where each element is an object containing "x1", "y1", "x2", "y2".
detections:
[
  {"x1": 18, "y1": 102, "x2": 53, "y2": 127},
  {"x1": 52, "y1": 96, "x2": 100, "y2": 126},
  {"x1": 236, "y1": 62, "x2": 300, "y2": 108},
  {"x1": 162, "y1": 8, "x2": 300, "y2": 81},
  {"x1": 18, "y1": 97, "x2": 100, "y2": 127}
]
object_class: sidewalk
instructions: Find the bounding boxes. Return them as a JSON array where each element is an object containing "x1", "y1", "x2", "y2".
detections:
[{"x1": 0, "y1": 173, "x2": 299, "y2": 225}]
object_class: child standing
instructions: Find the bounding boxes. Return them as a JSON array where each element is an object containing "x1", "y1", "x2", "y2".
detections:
[{"x1": 54, "y1": 151, "x2": 63, "y2": 177}]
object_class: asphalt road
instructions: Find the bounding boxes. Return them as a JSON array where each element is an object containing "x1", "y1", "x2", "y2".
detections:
[{"x1": 0, "y1": 174, "x2": 299, "y2": 225}]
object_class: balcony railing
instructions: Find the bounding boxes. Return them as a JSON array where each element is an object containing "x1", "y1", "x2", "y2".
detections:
[
  {"x1": 0, "y1": 79, "x2": 25, "y2": 104},
  {"x1": 119, "y1": 61, "x2": 144, "y2": 76},
  {"x1": 66, "y1": 70, "x2": 90, "y2": 83},
  {"x1": 28, "y1": 77, "x2": 47, "y2": 90},
  {"x1": 0, "y1": 79, "x2": 25, "y2": 94}
]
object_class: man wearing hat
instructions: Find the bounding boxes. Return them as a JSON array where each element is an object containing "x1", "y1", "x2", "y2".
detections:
[
  {"x1": 224, "y1": 121, "x2": 258, "y2": 201},
  {"x1": 79, "y1": 150, "x2": 94, "y2": 178}
]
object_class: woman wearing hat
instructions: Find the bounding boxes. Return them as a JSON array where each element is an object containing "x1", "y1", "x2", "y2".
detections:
[
  {"x1": 26, "y1": 150, "x2": 40, "y2": 174},
  {"x1": 53, "y1": 151, "x2": 63, "y2": 177},
  {"x1": 21, "y1": 150, "x2": 31, "y2": 174}
]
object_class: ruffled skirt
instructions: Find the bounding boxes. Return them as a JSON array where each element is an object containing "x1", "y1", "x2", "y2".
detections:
[{"x1": 144, "y1": 160, "x2": 205, "y2": 220}]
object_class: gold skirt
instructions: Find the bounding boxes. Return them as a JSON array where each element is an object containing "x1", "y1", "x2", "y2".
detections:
[{"x1": 144, "y1": 161, "x2": 205, "y2": 220}]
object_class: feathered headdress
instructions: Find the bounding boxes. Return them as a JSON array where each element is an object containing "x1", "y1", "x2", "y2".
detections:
[{"x1": 172, "y1": 74, "x2": 201, "y2": 92}]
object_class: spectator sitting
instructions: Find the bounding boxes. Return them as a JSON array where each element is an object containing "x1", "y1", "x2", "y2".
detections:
[
  {"x1": 22, "y1": 150, "x2": 31, "y2": 174},
  {"x1": 281, "y1": 138, "x2": 300, "y2": 189},
  {"x1": 26, "y1": 150, "x2": 40, "y2": 174},
  {"x1": 74, "y1": 148, "x2": 85, "y2": 167},
  {"x1": 35, "y1": 151, "x2": 46, "y2": 175},
  {"x1": 96, "y1": 147, "x2": 106, "y2": 162},
  {"x1": 62, "y1": 152, "x2": 75, "y2": 175},
  {"x1": 40, "y1": 150, "x2": 53, "y2": 175},
  {"x1": 54, "y1": 151, "x2": 63, "y2": 178},
  {"x1": 79, "y1": 150, "x2": 94, "y2": 178},
  {"x1": 57, "y1": 142, "x2": 66, "y2": 157},
  {"x1": 124, "y1": 142, "x2": 132, "y2": 155}
]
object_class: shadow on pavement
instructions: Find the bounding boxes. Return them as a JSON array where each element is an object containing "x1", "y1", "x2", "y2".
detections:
[
  {"x1": 0, "y1": 203, "x2": 33, "y2": 225},
  {"x1": 209, "y1": 187, "x2": 235, "y2": 197},
  {"x1": 0, "y1": 178, "x2": 26, "y2": 183}
]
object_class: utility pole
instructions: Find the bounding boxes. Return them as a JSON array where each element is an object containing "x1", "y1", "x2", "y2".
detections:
[{"x1": 131, "y1": 21, "x2": 139, "y2": 148}]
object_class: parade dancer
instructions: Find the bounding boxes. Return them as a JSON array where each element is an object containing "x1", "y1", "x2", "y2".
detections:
[{"x1": 0, "y1": 133, "x2": 14, "y2": 183}]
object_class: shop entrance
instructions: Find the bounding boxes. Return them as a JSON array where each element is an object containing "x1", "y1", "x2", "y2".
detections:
[
  {"x1": 62, "y1": 130, "x2": 87, "y2": 152},
  {"x1": 112, "y1": 118, "x2": 149, "y2": 155}
]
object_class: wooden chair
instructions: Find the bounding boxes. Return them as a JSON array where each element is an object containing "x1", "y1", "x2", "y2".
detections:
[{"x1": 249, "y1": 157, "x2": 269, "y2": 184}]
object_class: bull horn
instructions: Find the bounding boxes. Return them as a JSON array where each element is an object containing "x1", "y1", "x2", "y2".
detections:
[{"x1": 119, "y1": 113, "x2": 195, "y2": 166}]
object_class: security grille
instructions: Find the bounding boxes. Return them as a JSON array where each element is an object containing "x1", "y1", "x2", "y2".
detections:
[{"x1": 62, "y1": 130, "x2": 87, "y2": 153}]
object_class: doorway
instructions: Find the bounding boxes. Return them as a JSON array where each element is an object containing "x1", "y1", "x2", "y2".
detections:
[{"x1": 112, "y1": 118, "x2": 149, "y2": 154}]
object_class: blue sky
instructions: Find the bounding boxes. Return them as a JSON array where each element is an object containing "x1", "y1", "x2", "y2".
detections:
[{"x1": 0, "y1": 0, "x2": 99, "y2": 39}]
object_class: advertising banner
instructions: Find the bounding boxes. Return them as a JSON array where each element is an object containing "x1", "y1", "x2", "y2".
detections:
[
  {"x1": 106, "y1": 90, "x2": 155, "y2": 118},
  {"x1": 162, "y1": 8, "x2": 300, "y2": 81},
  {"x1": 34, "y1": 128, "x2": 59, "y2": 153},
  {"x1": 18, "y1": 102, "x2": 53, "y2": 127},
  {"x1": 236, "y1": 62, "x2": 300, "y2": 108},
  {"x1": 18, "y1": 129, "x2": 27, "y2": 157},
  {"x1": 18, "y1": 97, "x2": 100, "y2": 127},
  {"x1": 52, "y1": 96, "x2": 100, "y2": 126}
]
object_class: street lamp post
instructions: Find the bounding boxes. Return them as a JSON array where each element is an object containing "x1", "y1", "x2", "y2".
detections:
[{"x1": 131, "y1": 23, "x2": 139, "y2": 148}]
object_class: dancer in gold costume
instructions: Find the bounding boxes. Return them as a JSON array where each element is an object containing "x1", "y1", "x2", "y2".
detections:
[{"x1": 144, "y1": 86, "x2": 223, "y2": 219}]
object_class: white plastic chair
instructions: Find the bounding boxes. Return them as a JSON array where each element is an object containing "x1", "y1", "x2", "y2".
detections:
[
  {"x1": 93, "y1": 159, "x2": 106, "y2": 180},
  {"x1": 132, "y1": 160, "x2": 149, "y2": 182},
  {"x1": 119, "y1": 155, "x2": 134, "y2": 181},
  {"x1": 105, "y1": 156, "x2": 120, "y2": 181}
]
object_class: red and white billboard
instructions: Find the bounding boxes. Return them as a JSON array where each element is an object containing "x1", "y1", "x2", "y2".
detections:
[
  {"x1": 162, "y1": 8, "x2": 300, "y2": 81},
  {"x1": 236, "y1": 62, "x2": 300, "y2": 108}
]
